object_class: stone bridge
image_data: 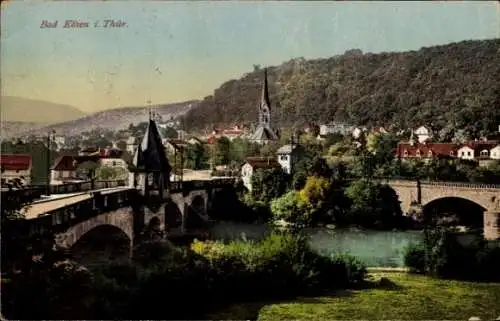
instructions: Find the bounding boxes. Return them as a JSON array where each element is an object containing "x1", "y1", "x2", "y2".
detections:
[
  {"x1": 377, "y1": 179, "x2": 500, "y2": 240},
  {"x1": 9, "y1": 178, "x2": 236, "y2": 266}
]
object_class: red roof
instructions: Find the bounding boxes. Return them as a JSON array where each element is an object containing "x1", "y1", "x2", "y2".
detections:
[
  {"x1": 245, "y1": 157, "x2": 281, "y2": 169},
  {"x1": 396, "y1": 142, "x2": 459, "y2": 158},
  {"x1": 51, "y1": 154, "x2": 102, "y2": 171},
  {"x1": 222, "y1": 130, "x2": 244, "y2": 136},
  {"x1": 0, "y1": 154, "x2": 32, "y2": 171}
]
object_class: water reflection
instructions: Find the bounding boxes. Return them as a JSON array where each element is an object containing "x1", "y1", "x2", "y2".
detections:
[{"x1": 209, "y1": 222, "x2": 423, "y2": 267}]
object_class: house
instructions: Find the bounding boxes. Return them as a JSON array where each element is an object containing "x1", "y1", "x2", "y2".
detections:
[
  {"x1": 53, "y1": 135, "x2": 66, "y2": 150},
  {"x1": 126, "y1": 136, "x2": 137, "y2": 154},
  {"x1": 221, "y1": 125, "x2": 245, "y2": 141},
  {"x1": 50, "y1": 155, "x2": 84, "y2": 184},
  {"x1": 51, "y1": 149, "x2": 128, "y2": 184},
  {"x1": 414, "y1": 126, "x2": 433, "y2": 144},
  {"x1": 164, "y1": 139, "x2": 188, "y2": 155},
  {"x1": 187, "y1": 136, "x2": 203, "y2": 145},
  {"x1": 396, "y1": 142, "x2": 459, "y2": 162},
  {"x1": 276, "y1": 143, "x2": 304, "y2": 174},
  {"x1": 490, "y1": 145, "x2": 500, "y2": 160},
  {"x1": 352, "y1": 127, "x2": 366, "y2": 139},
  {"x1": 0, "y1": 154, "x2": 32, "y2": 186},
  {"x1": 456, "y1": 140, "x2": 499, "y2": 166},
  {"x1": 319, "y1": 122, "x2": 354, "y2": 137},
  {"x1": 241, "y1": 157, "x2": 281, "y2": 191}
]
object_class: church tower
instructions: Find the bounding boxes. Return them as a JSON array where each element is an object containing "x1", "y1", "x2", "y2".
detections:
[
  {"x1": 250, "y1": 68, "x2": 279, "y2": 144},
  {"x1": 130, "y1": 111, "x2": 172, "y2": 199},
  {"x1": 259, "y1": 69, "x2": 271, "y2": 127}
]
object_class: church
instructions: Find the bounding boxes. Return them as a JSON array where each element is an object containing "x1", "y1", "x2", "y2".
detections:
[{"x1": 249, "y1": 69, "x2": 280, "y2": 144}]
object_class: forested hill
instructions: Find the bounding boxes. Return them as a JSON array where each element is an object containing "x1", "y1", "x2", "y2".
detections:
[{"x1": 183, "y1": 39, "x2": 500, "y2": 137}]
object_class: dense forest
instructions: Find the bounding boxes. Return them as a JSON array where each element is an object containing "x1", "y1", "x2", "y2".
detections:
[{"x1": 183, "y1": 39, "x2": 500, "y2": 138}]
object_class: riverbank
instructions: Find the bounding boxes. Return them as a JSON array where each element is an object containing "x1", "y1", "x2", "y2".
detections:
[{"x1": 207, "y1": 271, "x2": 500, "y2": 320}]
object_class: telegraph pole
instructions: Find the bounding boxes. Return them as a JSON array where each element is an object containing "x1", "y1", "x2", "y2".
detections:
[{"x1": 46, "y1": 130, "x2": 55, "y2": 195}]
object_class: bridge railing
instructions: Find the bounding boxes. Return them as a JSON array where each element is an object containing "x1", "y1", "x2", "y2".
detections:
[
  {"x1": 356, "y1": 177, "x2": 500, "y2": 190},
  {"x1": 1, "y1": 180, "x2": 127, "y2": 200},
  {"x1": 21, "y1": 188, "x2": 134, "y2": 236},
  {"x1": 169, "y1": 178, "x2": 236, "y2": 193}
]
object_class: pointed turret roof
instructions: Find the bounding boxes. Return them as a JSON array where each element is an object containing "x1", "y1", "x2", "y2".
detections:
[
  {"x1": 132, "y1": 117, "x2": 172, "y2": 173},
  {"x1": 260, "y1": 68, "x2": 271, "y2": 111}
]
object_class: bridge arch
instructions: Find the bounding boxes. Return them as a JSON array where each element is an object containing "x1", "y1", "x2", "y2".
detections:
[
  {"x1": 69, "y1": 224, "x2": 132, "y2": 267},
  {"x1": 185, "y1": 193, "x2": 208, "y2": 229},
  {"x1": 54, "y1": 208, "x2": 134, "y2": 266},
  {"x1": 422, "y1": 197, "x2": 487, "y2": 228}
]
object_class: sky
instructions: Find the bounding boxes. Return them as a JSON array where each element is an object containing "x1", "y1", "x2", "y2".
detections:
[{"x1": 1, "y1": 1, "x2": 499, "y2": 113}]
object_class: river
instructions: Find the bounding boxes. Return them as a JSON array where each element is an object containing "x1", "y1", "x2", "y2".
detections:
[{"x1": 209, "y1": 222, "x2": 423, "y2": 267}]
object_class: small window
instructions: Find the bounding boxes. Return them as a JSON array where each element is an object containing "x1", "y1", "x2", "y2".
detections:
[
  {"x1": 427, "y1": 150, "x2": 433, "y2": 157},
  {"x1": 480, "y1": 150, "x2": 488, "y2": 157},
  {"x1": 467, "y1": 151, "x2": 471, "y2": 156},
  {"x1": 403, "y1": 149, "x2": 408, "y2": 157},
  {"x1": 449, "y1": 151, "x2": 454, "y2": 156},
  {"x1": 416, "y1": 150, "x2": 421, "y2": 157}
]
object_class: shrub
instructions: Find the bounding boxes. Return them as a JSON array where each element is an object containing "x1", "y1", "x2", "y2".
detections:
[
  {"x1": 405, "y1": 227, "x2": 500, "y2": 282},
  {"x1": 403, "y1": 242, "x2": 426, "y2": 274}
]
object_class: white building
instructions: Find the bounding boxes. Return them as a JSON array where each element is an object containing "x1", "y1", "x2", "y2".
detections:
[
  {"x1": 490, "y1": 145, "x2": 500, "y2": 160},
  {"x1": 319, "y1": 122, "x2": 353, "y2": 137},
  {"x1": 457, "y1": 145, "x2": 475, "y2": 160},
  {"x1": 276, "y1": 144, "x2": 302, "y2": 174},
  {"x1": 414, "y1": 126, "x2": 433, "y2": 144},
  {"x1": 0, "y1": 154, "x2": 32, "y2": 186},
  {"x1": 241, "y1": 157, "x2": 282, "y2": 191},
  {"x1": 126, "y1": 136, "x2": 137, "y2": 154}
]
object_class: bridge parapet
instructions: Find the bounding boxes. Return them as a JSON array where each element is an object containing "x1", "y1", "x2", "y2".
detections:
[
  {"x1": 419, "y1": 181, "x2": 500, "y2": 190},
  {"x1": 169, "y1": 178, "x2": 235, "y2": 193},
  {"x1": 17, "y1": 188, "x2": 134, "y2": 237},
  {"x1": 1, "y1": 180, "x2": 127, "y2": 201}
]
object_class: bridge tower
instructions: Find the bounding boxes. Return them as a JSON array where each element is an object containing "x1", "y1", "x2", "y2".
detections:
[{"x1": 129, "y1": 115, "x2": 172, "y2": 200}]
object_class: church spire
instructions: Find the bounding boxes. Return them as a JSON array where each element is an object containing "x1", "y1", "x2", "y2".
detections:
[{"x1": 260, "y1": 68, "x2": 271, "y2": 110}]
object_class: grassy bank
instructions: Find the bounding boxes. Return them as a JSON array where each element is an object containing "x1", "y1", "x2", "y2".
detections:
[{"x1": 208, "y1": 271, "x2": 500, "y2": 320}]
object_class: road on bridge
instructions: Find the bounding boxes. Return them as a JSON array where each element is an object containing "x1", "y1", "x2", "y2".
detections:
[{"x1": 21, "y1": 186, "x2": 130, "y2": 220}]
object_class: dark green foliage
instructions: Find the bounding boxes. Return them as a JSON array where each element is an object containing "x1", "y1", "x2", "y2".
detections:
[
  {"x1": 403, "y1": 242, "x2": 426, "y2": 274},
  {"x1": 78, "y1": 233, "x2": 367, "y2": 320},
  {"x1": 251, "y1": 167, "x2": 290, "y2": 203},
  {"x1": 184, "y1": 39, "x2": 500, "y2": 139},
  {"x1": 344, "y1": 179, "x2": 403, "y2": 228},
  {"x1": 404, "y1": 227, "x2": 500, "y2": 282}
]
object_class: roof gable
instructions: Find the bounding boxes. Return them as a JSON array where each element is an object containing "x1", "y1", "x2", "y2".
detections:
[
  {"x1": 0, "y1": 154, "x2": 32, "y2": 171},
  {"x1": 133, "y1": 119, "x2": 172, "y2": 172}
]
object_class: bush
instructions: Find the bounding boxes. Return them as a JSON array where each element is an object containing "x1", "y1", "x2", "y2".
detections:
[
  {"x1": 404, "y1": 228, "x2": 500, "y2": 282},
  {"x1": 403, "y1": 242, "x2": 426, "y2": 274}
]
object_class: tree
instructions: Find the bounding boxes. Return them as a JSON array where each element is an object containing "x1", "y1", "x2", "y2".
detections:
[
  {"x1": 344, "y1": 179, "x2": 402, "y2": 228},
  {"x1": 162, "y1": 127, "x2": 178, "y2": 139},
  {"x1": 251, "y1": 167, "x2": 290, "y2": 204},
  {"x1": 95, "y1": 166, "x2": 128, "y2": 180},
  {"x1": 185, "y1": 143, "x2": 209, "y2": 170},
  {"x1": 214, "y1": 136, "x2": 231, "y2": 166},
  {"x1": 297, "y1": 176, "x2": 332, "y2": 223},
  {"x1": 116, "y1": 140, "x2": 127, "y2": 151},
  {"x1": 271, "y1": 191, "x2": 309, "y2": 225}
]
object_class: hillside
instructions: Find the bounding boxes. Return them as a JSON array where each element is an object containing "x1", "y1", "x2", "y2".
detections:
[
  {"x1": 183, "y1": 39, "x2": 500, "y2": 138},
  {"x1": 17, "y1": 100, "x2": 200, "y2": 137},
  {"x1": 0, "y1": 96, "x2": 86, "y2": 124}
]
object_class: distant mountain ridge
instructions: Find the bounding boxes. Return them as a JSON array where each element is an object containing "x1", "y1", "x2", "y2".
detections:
[
  {"x1": 9, "y1": 100, "x2": 200, "y2": 138},
  {"x1": 183, "y1": 38, "x2": 500, "y2": 139},
  {"x1": 1, "y1": 96, "x2": 86, "y2": 123}
]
